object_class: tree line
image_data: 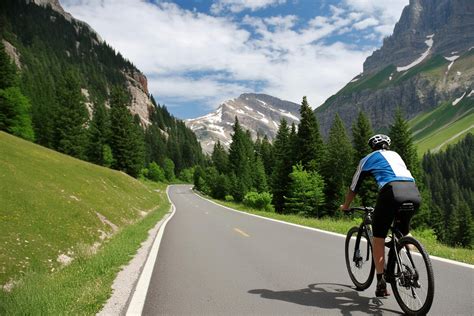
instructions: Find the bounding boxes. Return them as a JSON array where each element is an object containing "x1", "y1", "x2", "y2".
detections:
[{"x1": 194, "y1": 97, "x2": 473, "y2": 249}]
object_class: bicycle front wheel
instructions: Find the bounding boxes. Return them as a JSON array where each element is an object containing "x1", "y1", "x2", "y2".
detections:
[
  {"x1": 345, "y1": 226, "x2": 375, "y2": 290},
  {"x1": 391, "y1": 236, "x2": 435, "y2": 315}
]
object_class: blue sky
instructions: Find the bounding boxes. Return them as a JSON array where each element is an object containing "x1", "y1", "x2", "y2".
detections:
[{"x1": 61, "y1": 0, "x2": 408, "y2": 119}]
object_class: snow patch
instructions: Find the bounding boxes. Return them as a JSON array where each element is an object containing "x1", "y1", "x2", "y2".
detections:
[
  {"x1": 456, "y1": 71, "x2": 462, "y2": 76},
  {"x1": 444, "y1": 55, "x2": 459, "y2": 74},
  {"x1": 444, "y1": 55, "x2": 459, "y2": 62},
  {"x1": 257, "y1": 100, "x2": 267, "y2": 106},
  {"x1": 278, "y1": 109, "x2": 300, "y2": 121},
  {"x1": 207, "y1": 124, "x2": 226, "y2": 137},
  {"x1": 350, "y1": 77, "x2": 360, "y2": 83},
  {"x1": 260, "y1": 117, "x2": 269, "y2": 124},
  {"x1": 397, "y1": 34, "x2": 434, "y2": 72},
  {"x1": 468, "y1": 90, "x2": 474, "y2": 97},
  {"x1": 237, "y1": 109, "x2": 245, "y2": 114},
  {"x1": 452, "y1": 92, "x2": 466, "y2": 106},
  {"x1": 244, "y1": 105, "x2": 254, "y2": 112},
  {"x1": 389, "y1": 73, "x2": 393, "y2": 81}
]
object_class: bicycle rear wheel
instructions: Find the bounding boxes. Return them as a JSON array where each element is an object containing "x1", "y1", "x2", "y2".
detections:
[
  {"x1": 345, "y1": 226, "x2": 375, "y2": 290},
  {"x1": 391, "y1": 236, "x2": 434, "y2": 315}
]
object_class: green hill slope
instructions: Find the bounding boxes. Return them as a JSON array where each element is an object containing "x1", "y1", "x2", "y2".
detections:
[
  {"x1": 0, "y1": 131, "x2": 168, "y2": 288},
  {"x1": 410, "y1": 96, "x2": 474, "y2": 155}
]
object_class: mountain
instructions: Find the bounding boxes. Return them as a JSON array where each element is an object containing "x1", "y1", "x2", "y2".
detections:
[
  {"x1": 315, "y1": 0, "x2": 474, "y2": 151},
  {"x1": 186, "y1": 93, "x2": 300, "y2": 153}
]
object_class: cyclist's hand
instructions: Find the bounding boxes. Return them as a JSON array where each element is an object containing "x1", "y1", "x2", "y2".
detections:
[{"x1": 340, "y1": 204, "x2": 350, "y2": 212}]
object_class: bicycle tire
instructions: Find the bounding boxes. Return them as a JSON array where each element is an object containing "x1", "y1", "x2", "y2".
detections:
[
  {"x1": 344, "y1": 226, "x2": 375, "y2": 290},
  {"x1": 390, "y1": 236, "x2": 435, "y2": 315}
]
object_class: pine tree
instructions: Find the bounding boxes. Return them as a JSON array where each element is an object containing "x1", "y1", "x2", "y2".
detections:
[
  {"x1": 389, "y1": 108, "x2": 419, "y2": 175},
  {"x1": 0, "y1": 87, "x2": 35, "y2": 140},
  {"x1": 296, "y1": 96, "x2": 324, "y2": 171},
  {"x1": 322, "y1": 114, "x2": 354, "y2": 216},
  {"x1": 351, "y1": 111, "x2": 376, "y2": 206},
  {"x1": 228, "y1": 117, "x2": 253, "y2": 201},
  {"x1": 109, "y1": 86, "x2": 144, "y2": 177},
  {"x1": 271, "y1": 119, "x2": 292, "y2": 213},
  {"x1": 211, "y1": 140, "x2": 228, "y2": 174},
  {"x1": 260, "y1": 135, "x2": 274, "y2": 179},
  {"x1": 0, "y1": 41, "x2": 18, "y2": 89},
  {"x1": 55, "y1": 71, "x2": 89, "y2": 159},
  {"x1": 285, "y1": 163, "x2": 325, "y2": 217},
  {"x1": 86, "y1": 101, "x2": 110, "y2": 165}
]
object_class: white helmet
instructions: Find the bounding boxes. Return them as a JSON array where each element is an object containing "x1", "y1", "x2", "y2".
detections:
[{"x1": 368, "y1": 134, "x2": 391, "y2": 149}]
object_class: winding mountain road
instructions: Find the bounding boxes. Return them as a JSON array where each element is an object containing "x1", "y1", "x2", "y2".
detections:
[{"x1": 137, "y1": 185, "x2": 473, "y2": 315}]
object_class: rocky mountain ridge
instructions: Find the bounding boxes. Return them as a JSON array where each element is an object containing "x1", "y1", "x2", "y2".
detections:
[
  {"x1": 315, "y1": 0, "x2": 474, "y2": 137},
  {"x1": 364, "y1": 0, "x2": 474, "y2": 74},
  {"x1": 186, "y1": 93, "x2": 300, "y2": 153}
]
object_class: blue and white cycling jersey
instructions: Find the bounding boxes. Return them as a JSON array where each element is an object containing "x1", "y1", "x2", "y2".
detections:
[{"x1": 350, "y1": 150, "x2": 414, "y2": 192}]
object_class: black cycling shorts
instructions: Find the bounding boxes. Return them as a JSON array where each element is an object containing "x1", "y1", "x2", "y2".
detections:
[{"x1": 372, "y1": 181, "x2": 421, "y2": 238}]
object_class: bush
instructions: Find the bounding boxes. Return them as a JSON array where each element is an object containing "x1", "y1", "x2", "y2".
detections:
[
  {"x1": 243, "y1": 191, "x2": 273, "y2": 211},
  {"x1": 148, "y1": 162, "x2": 165, "y2": 182},
  {"x1": 225, "y1": 195, "x2": 234, "y2": 202},
  {"x1": 179, "y1": 167, "x2": 195, "y2": 183}
]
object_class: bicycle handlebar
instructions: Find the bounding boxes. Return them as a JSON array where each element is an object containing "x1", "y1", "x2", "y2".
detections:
[{"x1": 344, "y1": 206, "x2": 374, "y2": 214}]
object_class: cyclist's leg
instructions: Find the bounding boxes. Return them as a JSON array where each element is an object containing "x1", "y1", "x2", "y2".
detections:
[
  {"x1": 373, "y1": 183, "x2": 396, "y2": 272},
  {"x1": 373, "y1": 183, "x2": 397, "y2": 296}
]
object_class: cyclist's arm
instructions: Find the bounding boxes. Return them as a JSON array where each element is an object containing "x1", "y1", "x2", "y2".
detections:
[{"x1": 340, "y1": 189, "x2": 356, "y2": 211}]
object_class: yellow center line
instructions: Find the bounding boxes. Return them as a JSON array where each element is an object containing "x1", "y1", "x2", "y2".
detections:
[{"x1": 234, "y1": 228, "x2": 250, "y2": 238}]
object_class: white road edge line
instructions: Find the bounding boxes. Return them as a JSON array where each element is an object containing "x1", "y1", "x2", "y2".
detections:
[
  {"x1": 126, "y1": 186, "x2": 176, "y2": 316},
  {"x1": 194, "y1": 189, "x2": 474, "y2": 270}
]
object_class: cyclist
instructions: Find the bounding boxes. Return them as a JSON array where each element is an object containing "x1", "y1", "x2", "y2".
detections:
[{"x1": 340, "y1": 134, "x2": 421, "y2": 297}]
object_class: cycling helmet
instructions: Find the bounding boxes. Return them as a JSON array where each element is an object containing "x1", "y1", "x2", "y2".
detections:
[{"x1": 368, "y1": 134, "x2": 391, "y2": 149}]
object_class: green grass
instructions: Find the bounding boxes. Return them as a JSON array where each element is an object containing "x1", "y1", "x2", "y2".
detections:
[
  {"x1": 0, "y1": 131, "x2": 170, "y2": 314},
  {"x1": 204, "y1": 195, "x2": 474, "y2": 265}
]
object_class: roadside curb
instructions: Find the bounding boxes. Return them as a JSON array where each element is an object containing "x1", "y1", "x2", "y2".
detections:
[
  {"x1": 125, "y1": 186, "x2": 176, "y2": 315},
  {"x1": 97, "y1": 185, "x2": 176, "y2": 316}
]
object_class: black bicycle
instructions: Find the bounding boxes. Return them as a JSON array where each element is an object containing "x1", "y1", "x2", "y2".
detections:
[{"x1": 344, "y1": 206, "x2": 435, "y2": 315}]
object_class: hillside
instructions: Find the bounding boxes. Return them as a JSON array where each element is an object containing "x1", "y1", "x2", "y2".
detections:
[
  {"x1": 314, "y1": 0, "x2": 474, "y2": 152},
  {"x1": 0, "y1": 131, "x2": 169, "y2": 289},
  {"x1": 410, "y1": 94, "x2": 474, "y2": 155}
]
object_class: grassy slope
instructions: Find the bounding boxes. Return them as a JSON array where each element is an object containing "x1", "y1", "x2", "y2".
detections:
[
  {"x1": 410, "y1": 98, "x2": 474, "y2": 155},
  {"x1": 0, "y1": 131, "x2": 169, "y2": 291}
]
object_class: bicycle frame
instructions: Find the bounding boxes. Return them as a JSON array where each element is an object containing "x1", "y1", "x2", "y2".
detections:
[{"x1": 354, "y1": 223, "x2": 373, "y2": 266}]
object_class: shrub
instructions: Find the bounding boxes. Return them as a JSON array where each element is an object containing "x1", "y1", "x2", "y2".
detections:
[
  {"x1": 243, "y1": 191, "x2": 273, "y2": 211},
  {"x1": 225, "y1": 195, "x2": 234, "y2": 202},
  {"x1": 148, "y1": 162, "x2": 165, "y2": 182}
]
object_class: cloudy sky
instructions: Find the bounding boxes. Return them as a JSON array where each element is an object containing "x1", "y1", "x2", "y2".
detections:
[{"x1": 61, "y1": 0, "x2": 408, "y2": 119}]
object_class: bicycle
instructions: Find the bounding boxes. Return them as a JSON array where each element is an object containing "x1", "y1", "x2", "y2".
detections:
[{"x1": 344, "y1": 206, "x2": 435, "y2": 315}]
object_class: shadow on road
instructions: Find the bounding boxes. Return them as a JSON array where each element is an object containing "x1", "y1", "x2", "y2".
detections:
[{"x1": 248, "y1": 283, "x2": 402, "y2": 315}]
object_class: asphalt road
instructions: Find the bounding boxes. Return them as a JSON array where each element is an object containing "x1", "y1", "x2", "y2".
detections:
[{"x1": 142, "y1": 185, "x2": 474, "y2": 315}]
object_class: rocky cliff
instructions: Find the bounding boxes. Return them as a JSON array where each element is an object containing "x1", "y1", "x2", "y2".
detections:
[
  {"x1": 315, "y1": 0, "x2": 474, "y2": 137},
  {"x1": 186, "y1": 93, "x2": 300, "y2": 153},
  {"x1": 364, "y1": 0, "x2": 474, "y2": 74}
]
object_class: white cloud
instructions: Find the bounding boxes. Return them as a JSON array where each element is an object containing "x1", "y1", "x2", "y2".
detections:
[
  {"x1": 211, "y1": 0, "x2": 287, "y2": 14},
  {"x1": 344, "y1": 0, "x2": 409, "y2": 36},
  {"x1": 60, "y1": 0, "x2": 394, "y2": 117},
  {"x1": 353, "y1": 17, "x2": 379, "y2": 30}
]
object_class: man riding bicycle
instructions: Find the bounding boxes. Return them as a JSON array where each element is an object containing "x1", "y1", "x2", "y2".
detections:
[{"x1": 340, "y1": 134, "x2": 421, "y2": 297}]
